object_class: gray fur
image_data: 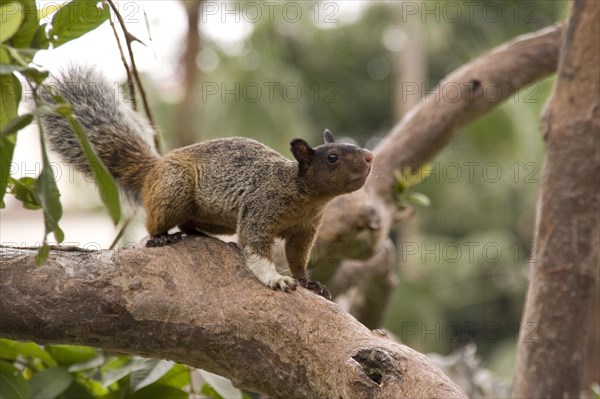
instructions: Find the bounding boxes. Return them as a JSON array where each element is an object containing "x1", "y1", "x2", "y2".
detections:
[{"x1": 40, "y1": 66, "x2": 158, "y2": 203}]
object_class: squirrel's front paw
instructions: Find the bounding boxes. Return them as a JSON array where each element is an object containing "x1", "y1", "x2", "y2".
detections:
[
  {"x1": 269, "y1": 276, "x2": 298, "y2": 292},
  {"x1": 299, "y1": 277, "x2": 332, "y2": 300},
  {"x1": 246, "y1": 253, "x2": 297, "y2": 293}
]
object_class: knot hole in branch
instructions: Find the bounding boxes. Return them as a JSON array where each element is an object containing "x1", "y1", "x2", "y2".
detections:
[
  {"x1": 351, "y1": 348, "x2": 398, "y2": 385},
  {"x1": 468, "y1": 79, "x2": 483, "y2": 99}
]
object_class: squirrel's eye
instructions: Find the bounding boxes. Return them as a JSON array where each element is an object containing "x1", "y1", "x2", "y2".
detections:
[{"x1": 327, "y1": 153, "x2": 339, "y2": 164}]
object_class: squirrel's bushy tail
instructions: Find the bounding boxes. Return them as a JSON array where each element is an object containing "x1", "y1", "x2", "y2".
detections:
[{"x1": 40, "y1": 66, "x2": 159, "y2": 203}]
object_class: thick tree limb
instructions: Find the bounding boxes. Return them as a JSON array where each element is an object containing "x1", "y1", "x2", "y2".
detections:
[
  {"x1": 0, "y1": 240, "x2": 465, "y2": 399},
  {"x1": 512, "y1": 1, "x2": 600, "y2": 397}
]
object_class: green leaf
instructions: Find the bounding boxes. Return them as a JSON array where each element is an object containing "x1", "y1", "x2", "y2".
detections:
[
  {"x1": 0, "y1": 47, "x2": 11, "y2": 63},
  {"x1": 49, "y1": 0, "x2": 109, "y2": 48},
  {"x1": 200, "y1": 384, "x2": 224, "y2": 399},
  {"x1": 32, "y1": 102, "x2": 71, "y2": 117},
  {"x1": 45, "y1": 346, "x2": 98, "y2": 367},
  {"x1": 125, "y1": 385, "x2": 188, "y2": 399},
  {"x1": 129, "y1": 359, "x2": 174, "y2": 392},
  {"x1": 393, "y1": 163, "x2": 432, "y2": 191},
  {"x1": 4, "y1": 46, "x2": 30, "y2": 66},
  {"x1": 0, "y1": 360, "x2": 30, "y2": 399},
  {"x1": 30, "y1": 23, "x2": 49, "y2": 49},
  {"x1": 0, "y1": 72, "x2": 20, "y2": 208},
  {"x1": 37, "y1": 2, "x2": 65, "y2": 20},
  {"x1": 0, "y1": 71, "x2": 20, "y2": 125},
  {"x1": 35, "y1": 160, "x2": 64, "y2": 242},
  {"x1": 0, "y1": 45, "x2": 47, "y2": 79},
  {"x1": 65, "y1": 114, "x2": 121, "y2": 224},
  {"x1": 0, "y1": 2, "x2": 24, "y2": 44},
  {"x1": 0, "y1": 134, "x2": 17, "y2": 209},
  {"x1": 67, "y1": 355, "x2": 104, "y2": 372},
  {"x1": 57, "y1": 381, "x2": 94, "y2": 399},
  {"x1": 21, "y1": 68, "x2": 48, "y2": 84},
  {"x1": 8, "y1": 0, "x2": 39, "y2": 48},
  {"x1": 0, "y1": 63, "x2": 48, "y2": 84},
  {"x1": 0, "y1": 113, "x2": 32, "y2": 137},
  {"x1": 0, "y1": 339, "x2": 57, "y2": 367},
  {"x1": 33, "y1": 110, "x2": 64, "y2": 251},
  {"x1": 102, "y1": 358, "x2": 145, "y2": 388},
  {"x1": 29, "y1": 367, "x2": 73, "y2": 399},
  {"x1": 405, "y1": 192, "x2": 431, "y2": 207},
  {"x1": 198, "y1": 370, "x2": 242, "y2": 399},
  {"x1": 34, "y1": 242, "x2": 49, "y2": 264},
  {"x1": 591, "y1": 383, "x2": 600, "y2": 399},
  {"x1": 10, "y1": 177, "x2": 42, "y2": 210},
  {"x1": 152, "y1": 364, "x2": 189, "y2": 389}
]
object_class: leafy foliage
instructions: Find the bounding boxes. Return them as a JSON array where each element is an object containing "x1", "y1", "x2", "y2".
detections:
[
  {"x1": 393, "y1": 165, "x2": 432, "y2": 209},
  {"x1": 0, "y1": 339, "x2": 247, "y2": 399},
  {"x1": 0, "y1": 0, "x2": 121, "y2": 261}
]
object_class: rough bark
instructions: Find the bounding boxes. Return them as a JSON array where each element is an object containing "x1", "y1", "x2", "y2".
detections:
[
  {"x1": 0, "y1": 241, "x2": 465, "y2": 399},
  {"x1": 512, "y1": 1, "x2": 600, "y2": 397}
]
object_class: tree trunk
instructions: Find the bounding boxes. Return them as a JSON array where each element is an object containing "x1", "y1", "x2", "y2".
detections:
[
  {"x1": 0, "y1": 242, "x2": 465, "y2": 399},
  {"x1": 512, "y1": 1, "x2": 600, "y2": 397},
  {"x1": 172, "y1": 0, "x2": 202, "y2": 147}
]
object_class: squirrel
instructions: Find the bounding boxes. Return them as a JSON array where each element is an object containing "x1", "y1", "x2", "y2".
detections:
[{"x1": 40, "y1": 66, "x2": 373, "y2": 299}]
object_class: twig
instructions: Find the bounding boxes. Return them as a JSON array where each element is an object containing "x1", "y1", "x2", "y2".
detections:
[
  {"x1": 109, "y1": 214, "x2": 134, "y2": 249},
  {"x1": 107, "y1": 7, "x2": 136, "y2": 110},
  {"x1": 105, "y1": 0, "x2": 161, "y2": 153}
]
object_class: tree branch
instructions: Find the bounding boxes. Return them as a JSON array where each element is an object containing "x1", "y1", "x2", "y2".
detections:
[
  {"x1": 369, "y1": 23, "x2": 563, "y2": 200},
  {"x1": 105, "y1": 0, "x2": 157, "y2": 137},
  {"x1": 0, "y1": 240, "x2": 465, "y2": 399},
  {"x1": 512, "y1": 1, "x2": 600, "y2": 397}
]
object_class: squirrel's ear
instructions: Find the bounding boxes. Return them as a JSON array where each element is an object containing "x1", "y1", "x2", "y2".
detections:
[
  {"x1": 323, "y1": 129, "x2": 335, "y2": 144},
  {"x1": 290, "y1": 139, "x2": 315, "y2": 171}
]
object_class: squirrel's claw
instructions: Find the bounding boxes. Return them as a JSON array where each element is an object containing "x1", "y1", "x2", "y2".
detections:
[
  {"x1": 298, "y1": 277, "x2": 332, "y2": 300},
  {"x1": 271, "y1": 276, "x2": 298, "y2": 292},
  {"x1": 146, "y1": 232, "x2": 184, "y2": 247}
]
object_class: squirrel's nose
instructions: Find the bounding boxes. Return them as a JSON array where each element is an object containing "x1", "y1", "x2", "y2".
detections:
[{"x1": 364, "y1": 150, "x2": 374, "y2": 164}]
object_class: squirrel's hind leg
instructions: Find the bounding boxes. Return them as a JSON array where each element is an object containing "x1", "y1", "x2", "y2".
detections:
[
  {"x1": 145, "y1": 220, "x2": 206, "y2": 247},
  {"x1": 178, "y1": 221, "x2": 208, "y2": 236},
  {"x1": 143, "y1": 164, "x2": 198, "y2": 248},
  {"x1": 146, "y1": 232, "x2": 184, "y2": 247}
]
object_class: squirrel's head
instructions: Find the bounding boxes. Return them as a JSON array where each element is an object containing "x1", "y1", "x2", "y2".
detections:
[{"x1": 290, "y1": 129, "x2": 373, "y2": 197}]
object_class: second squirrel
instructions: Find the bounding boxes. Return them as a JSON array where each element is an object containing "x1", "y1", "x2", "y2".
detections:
[{"x1": 41, "y1": 66, "x2": 374, "y2": 299}]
